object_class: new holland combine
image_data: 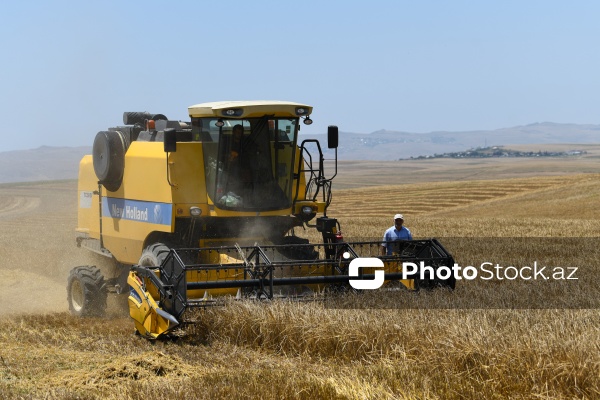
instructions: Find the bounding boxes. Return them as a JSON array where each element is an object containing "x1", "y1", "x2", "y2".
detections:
[{"x1": 69, "y1": 100, "x2": 455, "y2": 338}]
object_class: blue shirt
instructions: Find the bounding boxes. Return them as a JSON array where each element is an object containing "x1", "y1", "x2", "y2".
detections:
[{"x1": 382, "y1": 226, "x2": 413, "y2": 255}]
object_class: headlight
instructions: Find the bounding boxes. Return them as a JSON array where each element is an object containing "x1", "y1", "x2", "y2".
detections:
[
  {"x1": 190, "y1": 207, "x2": 202, "y2": 217},
  {"x1": 222, "y1": 108, "x2": 243, "y2": 117},
  {"x1": 297, "y1": 205, "x2": 317, "y2": 222},
  {"x1": 302, "y1": 206, "x2": 314, "y2": 215}
]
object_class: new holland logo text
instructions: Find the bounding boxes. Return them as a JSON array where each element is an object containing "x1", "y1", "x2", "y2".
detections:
[
  {"x1": 102, "y1": 198, "x2": 172, "y2": 226},
  {"x1": 111, "y1": 204, "x2": 149, "y2": 221}
]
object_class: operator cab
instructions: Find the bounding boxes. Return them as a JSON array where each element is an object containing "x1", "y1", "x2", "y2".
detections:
[{"x1": 193, "y1": 116, "x2": 298, "y2": 211}]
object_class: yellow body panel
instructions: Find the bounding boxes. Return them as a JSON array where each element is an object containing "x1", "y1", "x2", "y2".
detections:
[
  {"x1": 112, "y1": 141, "x2": 173, "y2": 203},
  {"x1": 98, "y1": 142, "x2": 174, "y2": 264},
  {"x1": 168, "y1": 142, "x2": 210, "y2": 218},
  {"x1": 77, "y1": 155, "x2": 101, "y2": 239}
]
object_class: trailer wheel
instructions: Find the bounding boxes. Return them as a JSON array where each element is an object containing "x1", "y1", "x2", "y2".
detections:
[{"x1": 67, "y1": 266, "x2": 107, "y2": 317}]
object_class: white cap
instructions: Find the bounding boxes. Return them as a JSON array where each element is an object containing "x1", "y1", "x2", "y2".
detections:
[{"x1": 394, "y1": 214, "x2": 404, "y2": 220}]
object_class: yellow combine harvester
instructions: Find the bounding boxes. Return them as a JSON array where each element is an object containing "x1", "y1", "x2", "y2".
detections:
[{"x1": 69, "y1": 100, "x2": 455, "y2": 338}]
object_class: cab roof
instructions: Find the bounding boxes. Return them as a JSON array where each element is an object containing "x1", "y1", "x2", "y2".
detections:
[{"x1": 188, "y1": 100, "x2": 312, "y2": 119}]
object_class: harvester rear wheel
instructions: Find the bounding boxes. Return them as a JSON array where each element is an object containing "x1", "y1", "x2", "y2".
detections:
[{"x1": 67, "y1": 266, "x2": 107, "y2": 317}]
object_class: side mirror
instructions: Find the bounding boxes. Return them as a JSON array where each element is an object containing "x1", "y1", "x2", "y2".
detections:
[
  {"x1": 164, "y1": 129, "x2": 177, "y2": 152},
  {"x1": 327, "y1": 125, "x2": 339, "y2": 149}
]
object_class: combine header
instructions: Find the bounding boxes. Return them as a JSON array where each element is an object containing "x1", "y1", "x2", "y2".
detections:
[{"x1": 69, "y1": 101, "x2": 455, "y2": 338}]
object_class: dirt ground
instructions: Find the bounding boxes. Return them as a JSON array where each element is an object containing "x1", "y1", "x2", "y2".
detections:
[{"x1": 0, "y1": 180, "x2": 95, "y2": 315}]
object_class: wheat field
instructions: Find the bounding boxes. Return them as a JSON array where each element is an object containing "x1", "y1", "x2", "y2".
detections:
[{"x1": 0, "y1": 158, "x2": 598, "y2": 399}]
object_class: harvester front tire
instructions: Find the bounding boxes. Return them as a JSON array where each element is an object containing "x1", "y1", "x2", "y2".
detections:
[
  {"x1": 139, "y1": 243, "x2": 171, "y2": 267},
  {"x1": 67, "y1": 266, "x2": 107, "y2": 317},
  {"x1": 277, "y1": 236, "x2": 319, "y2": 260}
]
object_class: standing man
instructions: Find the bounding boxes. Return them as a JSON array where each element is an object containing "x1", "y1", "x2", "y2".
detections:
[
  {"x1": 224, "y1": 124, "x2": 251, "y2": 200},
  {"x1": 381, "y1": 214, "x2": 413, "y2": 255}
]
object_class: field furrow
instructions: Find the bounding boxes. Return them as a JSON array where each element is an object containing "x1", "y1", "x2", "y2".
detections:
[{"x1": 327, "y1": 175, "x2": 587, "y2": 218}]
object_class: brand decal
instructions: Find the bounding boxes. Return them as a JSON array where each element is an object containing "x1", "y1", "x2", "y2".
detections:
[{"x1": 102, "y1": 198, "x2": 172, "y2": 226}]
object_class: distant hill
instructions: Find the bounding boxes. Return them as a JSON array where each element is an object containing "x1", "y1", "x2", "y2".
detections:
[
  {"x1": 300, "y1": 122, "x2": 600, "y2": 160},
  {"x1": 0, "y1": 146, "x2": 91, "y2": 184},
  {"x1": 1, "y1": 122, "x2": 599, "y2": 183}
]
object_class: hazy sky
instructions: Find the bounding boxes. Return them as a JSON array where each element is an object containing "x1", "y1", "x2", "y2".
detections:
[{"x1": 1, "y1": 1, "x2": 599, "y2": 152}]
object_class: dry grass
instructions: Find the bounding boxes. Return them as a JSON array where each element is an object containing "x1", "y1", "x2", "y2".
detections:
[
  {"x1": 0, "y1": 160, "x2": 599, "y2": 399},
  {"x1": 1, "y1": 308, "x2": 597, "y2": 399}
]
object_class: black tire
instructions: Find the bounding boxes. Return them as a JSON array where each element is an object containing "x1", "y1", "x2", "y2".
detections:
[
  {"x1": 139, "y1": 243, "x2": 171, "y2": 267},
  {"x1": 93, "y1": 130, "x2": 127, "y2": 192},
  {"x1": 276, "y1": 236, "x2": 319, "y2": 260},
  {"x1": 67, "y1": 266, "x2": 107, "y2": 317},
  {"x1": 123, "y1": 112, "x2": 152, "y2": 125}
]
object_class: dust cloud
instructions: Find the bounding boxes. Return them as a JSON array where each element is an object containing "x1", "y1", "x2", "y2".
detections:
[{"x1": 0, "y1": 181, "x2": 98, "y2": 316}]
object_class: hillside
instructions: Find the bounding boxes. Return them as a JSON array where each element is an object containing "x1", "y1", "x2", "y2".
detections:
[
  {"x1": 302, "y1": 122, "x2": 600, "y2": 160},
  {"x1": 0, "y1": 146, "x2": 91, "y2": 184}
]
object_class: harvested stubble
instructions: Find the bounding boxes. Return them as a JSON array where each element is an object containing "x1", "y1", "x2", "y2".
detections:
[{"x1": 0, "y1": 174, "x2": 599, "y2": 399}]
